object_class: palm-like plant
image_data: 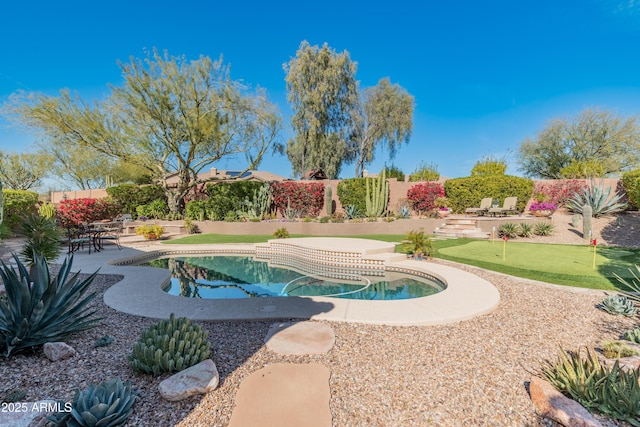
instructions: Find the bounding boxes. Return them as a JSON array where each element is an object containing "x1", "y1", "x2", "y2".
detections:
[
  {"x1": 0, "y1": 253, "x2": 100, "y2": 357},
  {"x1": 20, "y1": 213, "x2": 62, "y2": 267},
  {"x1": 566, "y1": 179, "x2": 627, "y2": 218}
]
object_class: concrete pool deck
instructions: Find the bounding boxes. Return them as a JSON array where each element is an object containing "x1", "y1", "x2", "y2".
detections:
[{"x1": 56, "y1": 237, "x2": 500, "y2": 326}]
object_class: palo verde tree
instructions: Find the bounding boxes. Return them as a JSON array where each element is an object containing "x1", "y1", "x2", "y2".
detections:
[
  {"x1": 284, "y1": 40, "x2": 360, "y2": 178},
  {"x1": 7, "y1": 49, "x2": 281, "y2": 213},
  {"x1": 517, "y1": 108, "x2": 640, "y2": 179},
  {"x1": 351, "y1": 77, "x2": 414, "y2": 177},
  {"x1": 0, "y1": 151, "x2": 52, "y2": 190}
]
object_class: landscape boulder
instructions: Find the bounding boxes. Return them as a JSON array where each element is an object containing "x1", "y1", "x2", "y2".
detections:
[
  {"x1": 529, "y1": 376, "x2": 603, "y2": 427},
  {"x1": 159, "y1": 359, "x2": 219, "y2": 401},
  {"x1": 43, "y1": 342, "x2": 75, "y2": 362}
]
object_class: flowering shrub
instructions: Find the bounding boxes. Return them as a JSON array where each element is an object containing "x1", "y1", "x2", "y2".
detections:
[
  {"x1": 533, "y1": 180, "x2": 587, "y2": 208},
  {"x1": 57, "y1": 198, "x2": 117, "y2": 227},
  {"x1": 529, "y1": 201, "x2": 557, "y2": 212},
  {"x1": 270, "y1": 182, "x2": 324, "y2": 217},
  {"x1": 407, "y1": 182, "x2": 445, "y2": 214}
]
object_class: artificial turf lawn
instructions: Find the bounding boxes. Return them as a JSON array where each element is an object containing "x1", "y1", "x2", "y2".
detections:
[{"x1": 433, "y1": 238, "x2": 640, "y2": 291}]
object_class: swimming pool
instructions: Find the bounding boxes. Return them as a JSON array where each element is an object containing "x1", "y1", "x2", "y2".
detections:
[{"x1": 141, "y1": 255, "x2": 444, "y2": 300}]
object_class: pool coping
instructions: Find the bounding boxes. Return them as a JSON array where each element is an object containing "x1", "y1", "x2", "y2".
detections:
[{"x1": 64, "y1": 240, "x2": 500, "y2": 326}]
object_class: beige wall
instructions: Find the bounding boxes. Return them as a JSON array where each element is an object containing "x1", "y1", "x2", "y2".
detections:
[{"x1": 50, "y1": 189, "x2": 109, "y2": 205}]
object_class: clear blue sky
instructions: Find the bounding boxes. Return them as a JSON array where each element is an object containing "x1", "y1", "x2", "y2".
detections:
[{"x1": 2, "y1": 0, "x2": 640, "y2": 186}]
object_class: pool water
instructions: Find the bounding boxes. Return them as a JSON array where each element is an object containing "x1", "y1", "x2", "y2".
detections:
[{"x1": 140, "y1": 255, "x2": 444, "y2": 300}]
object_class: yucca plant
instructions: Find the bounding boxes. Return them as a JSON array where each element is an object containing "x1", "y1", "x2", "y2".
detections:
[
  {"x1": 498, "y1": 222, "x2": 521, "y2": 239},
  {"x1": 19, "y1": 213, "x2": 63, "y2": 268},
  {"x1": 128, "y1": 313, "x2": 210, "y2": 376},
  {"x1": 0, "y1": 254, "x2": 99, "y2": 357},
  {"x1": 614, "y1": 264, "x2": 640, "y2": 306},
  {"x1": 533, "y1": 222, "x2": 555, "y2": 236},
  {"x1": 599, "y1": 294, "x2": 638, "y2": 316},
  {"x1": 48, "y1": 378, "x2": 136, "y2": 427},
  {"x1": 623, "y1": 328, "x2": 640, "y2": 344},
  {"x1": 518, "y1": 223, "x2": 533, "y2": 238},
  {"x1": 567, "y1": 179, "x2": 627, "y2": 218}
]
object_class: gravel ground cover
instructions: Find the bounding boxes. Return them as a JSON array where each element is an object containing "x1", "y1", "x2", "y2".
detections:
[{"x1": 1, "y1": 211, "x2": 639, "y2": 426}]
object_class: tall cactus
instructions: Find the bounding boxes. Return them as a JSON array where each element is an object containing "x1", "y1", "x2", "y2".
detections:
[
  {"x1": 583, "y1": 204, "x2": 593, "y2": 240},
  {"x1": 365, "y1": 169, "x2": 389, "y2": 217},
  {"x1": 325, "y1": 185, "x2": 333, "y2": 215}
]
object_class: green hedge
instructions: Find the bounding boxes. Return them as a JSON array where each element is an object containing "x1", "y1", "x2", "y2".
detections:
[
  {"x1": 106, "y1": 184, "x2": 165, "y2": 215},
  {"x1": 196, "y1": 181, "x2": 265, "y2": 220},
  {"x1": 622, "y1": 169, "x2": 640, "y2": 209},
  {"x1": 444, "y1": 175, "x2": 534, "y2": 213},
  {"x1": 3, "y1": 190, "x2": 39, "y2": 230},
  {"x1": 337, "y1": 178, "x2": 368, "y2": 217}
]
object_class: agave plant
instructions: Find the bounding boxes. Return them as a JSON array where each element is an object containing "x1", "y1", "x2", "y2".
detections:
[
  {"x1": 533, "y1": 221, "x2": 555, "y2": 236},
  {"x1": 128, "y1": 313, "x2": 211, "y2": 376},
  {"x1": 518, "y1": 223, "x2": 533, "y2": 238},
  {"x1": 49, "y1": 378, "x2": 136, "y2": 427},
  {"x1": 498, "y1": 222, "x2": 521, "y2": 239},
  {"x1": 566, "y1": 179, "x2": 627, "y2": 218},
  {"x1": 623, "y1": 328, "x2": 640, "y2": 344},
  {"x1": 599, "y1": 294, "x2": 638, "y2": 316},
  {"x1": 614, "y1": 264, "x2": 640, "y2": 306},
  {"x1": 0, "y1": 254, "x2": 99, "y2": 357}
]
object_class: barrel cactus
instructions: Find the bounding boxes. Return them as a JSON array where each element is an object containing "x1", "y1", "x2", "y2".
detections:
[
  {"x1": 599, "y1": 295, "x2": 638, "y2": 316},
  {"x1": 129, "y1": 313, "x2": 211, "y2": 375},
  {"x1": 49, "y1": 378, "x2": 136, "y2": 427}
]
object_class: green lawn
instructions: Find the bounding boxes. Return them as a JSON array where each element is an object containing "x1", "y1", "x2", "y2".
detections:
[
  {"x1": 433, "y1": 238, "x2": 640, "y2": 291},
  {"x1": 165, "y1": 233, "x2": 406, "y2": 245}
]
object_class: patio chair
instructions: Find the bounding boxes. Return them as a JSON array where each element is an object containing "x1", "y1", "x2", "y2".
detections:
[
  {"x1": 465, "y1": 198, "x2": 492, "y2": 216},
  {"x1": 97, "y1": 221, "x2": 123, "y2": 250},
  {"x1": 488, "y1": 197, "x2": 519, "y2": 217}
]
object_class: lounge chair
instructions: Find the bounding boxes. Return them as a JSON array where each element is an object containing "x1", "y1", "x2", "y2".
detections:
[
  {"x1": 465, "y1": 197, "x2": 492, "y2": 216},
  {"x1": 488, "y1": 197, "x2": 519, "y2": 217}
]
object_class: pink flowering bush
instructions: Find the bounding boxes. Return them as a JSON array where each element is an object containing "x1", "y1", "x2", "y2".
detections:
[
  {"x1": 270, "y1": 182, "x2": 324, "y2": 217},
  {"x1": 529, "y1": 201, "x2": 557, "y2": 212},
  {"x1": 533, "y1": 180, "x2": 587, "y2": 208},
  {"x1": 57, "y1": 198, "x2": 117, "y2": 227},
  {"x1": 407, "y1": 182, "x2": 445, "y2": 214}
]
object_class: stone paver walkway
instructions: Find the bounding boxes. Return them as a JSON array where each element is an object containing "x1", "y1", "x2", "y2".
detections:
[{"x1": 264, "y1": 321, "x2": 335, "y2": 355}]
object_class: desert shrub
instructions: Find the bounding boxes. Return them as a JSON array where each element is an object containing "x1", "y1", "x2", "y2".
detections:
[
  {"x1": 204, "y1": 181, "x2": 265, "y2": 220},
  {"x1": 337, "y1": 178, "x2": 368, "y2": 216},
  {"x1": 271, "y1": 182, "x2": 324, "y2": 217},
  {"x1": 20, "y1": 214, "x2": 62, "y2": 266},
  {"x1": 409, "y1": 161, "x2": 440, "y2": 182},
  {"x1": 622, "y1": 169, "x2": 640, "y2": 209},
  {"x1": 185, "y1": 200, "x2": 208, "y2": 221},
  {"x1": 57, "y1": 198, "x2": 117, "y2": 227},
  {"x1": 273, "y1": 227, "x2": 289, "y2": 239},
  {"x1": 560, "y1": 160, "x2": 608, "y2": 179},
  {"x1": 444, "y1": 175, "x2": 534, "y2": 214},
  {"x1": 406, "y1": 182, "x2": 445, "y2": 214},
  {"x1": 403, "y1": 228, "x2": 436, "y2": 259},
  {"x1": 601, "y1": 340, "x2": 640, "y2": 358},
  {"x1": 470, "y1": 155, "x2": 507, "y2": 176},
  {"x1": 2, "y1": 190, "x2": 38, "y2": 230},
  {"x1": 136, "y1": 199, "x2": 169, "y2": 219},
  {"x1": 533, "y1": 180, "x2": 587, "y2": 208},
  {"x1": 106, "y1": 184, "x2": 165, "y2": 216}
]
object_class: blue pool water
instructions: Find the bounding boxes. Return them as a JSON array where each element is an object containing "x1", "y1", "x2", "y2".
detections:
[{"x1": 140, "y1": 255, "x2": 444, "y2": 300}]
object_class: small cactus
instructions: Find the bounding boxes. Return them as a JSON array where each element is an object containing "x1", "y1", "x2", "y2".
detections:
[
  {"x1": 623, "y1": 328, "x2": 640, "y2": 344},
  {"x1": 128, "y1": 314, "x2": 210, "y2": 375},
  {"x1": 599, "y1": 294, "x2": 638, "y2": 316},
  {"x1": 572, "y1": 214, "x2": 581, "y2": 228},
  {"x1": 583, "y1": 204, "x2": 593, "y2": 240},
  {"x1": 324, "y1": 185, "x2": 333, "y2": 215}
]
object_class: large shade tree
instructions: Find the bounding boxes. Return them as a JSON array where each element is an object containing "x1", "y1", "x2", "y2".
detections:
[
  {"x1": 518, "y1": 109, "x2": 640, "y2": 178},
  {"x1": 0, "y1": 151, "x2": 52, "y2": 190},
  {"x1": 7, "y1": 49, "x2": 281, "y2": 213},
  {"x1": 284, "y1": 41, "x2": 360, "y2": 178},
  {"x1": 351, "y1": 77, "x2": 414, "y2": 177}
]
